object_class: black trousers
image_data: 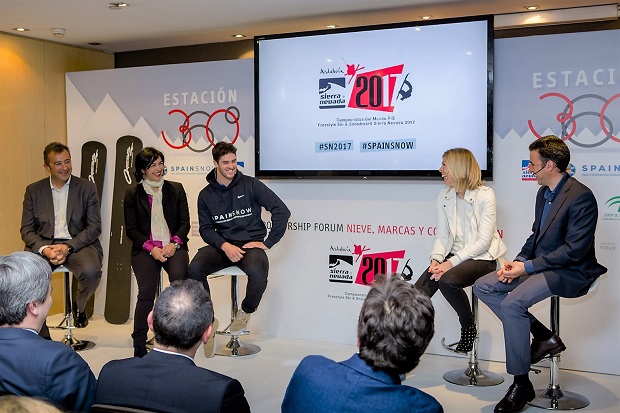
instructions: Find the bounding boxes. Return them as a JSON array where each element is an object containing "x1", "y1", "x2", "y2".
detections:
[
  {"x1": 131, "y1": 249, "x2": 188, "y2": 346},
  {"x1": 414, "y1": 258, "x2": 496, "y2": 327},
  {"x1": 188, "y1": 245, "x2": 269, "y2": 314}
]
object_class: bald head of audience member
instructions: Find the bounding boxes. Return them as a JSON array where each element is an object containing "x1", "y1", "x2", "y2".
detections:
[
  {"x1": 147, "y1": 279, "x2": 215, "y2": 356},
  {"x1": 358, "y1": 274, "x2": 435, "y2": 375}
]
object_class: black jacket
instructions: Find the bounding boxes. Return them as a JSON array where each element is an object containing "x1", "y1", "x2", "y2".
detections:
[{"x1": 124, "y1": 180, "x2": 191, "y2": 255}]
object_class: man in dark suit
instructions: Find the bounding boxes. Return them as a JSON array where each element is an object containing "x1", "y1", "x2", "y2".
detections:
[
  {"x1": 474, "y1": 135, "x2": 607, "y2": 413},
  {"x1": 20, "y1": 142, "x2": 103, "y2": 330},
  {"x1": 281, "y1": 275, "x2": 443, "y2": 413},
  {"x1": 95, "y1": 279, "x2": 251, "y2": 413},
  {"x1": 0, "y1": 251, "x2": 97, "y2": 412}
]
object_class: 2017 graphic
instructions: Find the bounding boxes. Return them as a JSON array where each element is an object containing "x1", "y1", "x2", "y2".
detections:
[
  {"x1": 330, "y1": 244, "x2": 411, "y2": 286},
  {"x1": 319, "y1": 61, "x2": 412, "y2": 113}
]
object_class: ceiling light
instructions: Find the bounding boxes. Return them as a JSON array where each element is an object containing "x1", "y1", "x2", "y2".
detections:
[
  {"x1": 496, "y1": 4, "x2": 619, "y2": 29},
  {"x1": 51, "y1": 28, "x2": 66, "y2": 38},
  {"x1": 13, "y1": 27, "x2": 29, "y2": 32},
  {"x1": 524, "y1": 5, "x2": 540, "y2": 11},
  {"x1": 232, "y1": 34, "x2": 245, "y2": 38},
  {"x1": 109, "y1": 2, "x2": 129, "y2": 9},
  {"x1": 421, "y1": 15, "x2": 433, "y2": 20},
  {"x1": 326, "y1": 24, "x2": 339, "y2": 29}
]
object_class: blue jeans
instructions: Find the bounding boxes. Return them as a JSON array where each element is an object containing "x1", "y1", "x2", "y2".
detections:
[{"x1": 474, "y1": 271, "x2": 553, "y2": 375}]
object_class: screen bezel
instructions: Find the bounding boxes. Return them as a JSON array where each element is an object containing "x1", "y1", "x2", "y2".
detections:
[{"x1": 254, "y1": 15, "x2": 494, "y2": 180}]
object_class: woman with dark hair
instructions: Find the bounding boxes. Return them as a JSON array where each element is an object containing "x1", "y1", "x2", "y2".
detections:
[
  {"x1": 124, "y1": 147, "x2": 190, "y2": 357},
  {"x1": 414, "y1": 148, "x2": 506, "y2": 353}
]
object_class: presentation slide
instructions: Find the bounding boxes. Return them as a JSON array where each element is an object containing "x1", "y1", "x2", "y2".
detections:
[{"x1": 256, "y1": 18, "x2": 491, "y2": 177}]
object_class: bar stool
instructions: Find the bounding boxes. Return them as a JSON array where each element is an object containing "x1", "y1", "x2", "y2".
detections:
[
  {"x1": 528, "y1": 277, "x2": 601, "y2": 410},
  {"x1": 442, "y1": 288, "x2": 504, "y2": 386},
  {"x1": 207, "y1": 266, "x2": 260, "y2": 357},
  {"x1": 50, "y1": 266, "x2": 95, "y2": 351}
]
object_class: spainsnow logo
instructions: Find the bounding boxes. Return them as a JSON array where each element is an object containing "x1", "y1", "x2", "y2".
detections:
[
  {"x1": 603, "y1": 196, "x2": 620, "y2": 221},
  {"x1": 318, "y1": 61, "x2": 412, "y2": 112},
  {"x1": 329, "y1": 244, "x2": 410, "y2": 286},
  {"x1": 580, "y1": 163, "x2": 620, "y2": 177}
]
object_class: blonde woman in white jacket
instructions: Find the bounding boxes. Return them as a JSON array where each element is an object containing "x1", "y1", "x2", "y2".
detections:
[{"x1": 414, "y1": 148, "x2": 506, "y2": 353}]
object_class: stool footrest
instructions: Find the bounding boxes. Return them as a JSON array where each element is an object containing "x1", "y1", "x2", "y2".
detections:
[
  {"x1": 441, "y1": 337, "x2": 468, "y2": 355},
  {"x1": 216, "y1": 329, "x2": 251, "y2": 337}
]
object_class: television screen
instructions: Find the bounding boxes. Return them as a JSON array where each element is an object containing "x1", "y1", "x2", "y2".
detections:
[{"x1": 255, "y1": 15, "x2": 493, "y2": 179}]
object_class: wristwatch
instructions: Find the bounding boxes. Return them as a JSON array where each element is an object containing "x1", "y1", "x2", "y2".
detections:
[
  {"x1": 64, "y1": 244, "x2": 74, "y2": 254},
  {"x1": 173, "y1": 242, "x2": 181, "y2": 250}
]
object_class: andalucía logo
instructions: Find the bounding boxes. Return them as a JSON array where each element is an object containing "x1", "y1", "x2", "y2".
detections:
[
  {"x1": 329, "y1": 244, "x2": 410, "y2": 286},
  {"x1": 319, "y1": 60, "x2": 412, "y2": 112},
  {"x1": 603, "y1": 196, "x2": 620, "y2": 221}
]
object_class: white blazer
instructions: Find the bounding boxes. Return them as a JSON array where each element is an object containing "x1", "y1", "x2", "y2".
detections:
[{"x1": 430, "y1": 185, "x2": 506, "y2": 267}]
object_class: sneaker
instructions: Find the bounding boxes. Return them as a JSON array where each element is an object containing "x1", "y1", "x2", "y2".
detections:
[
  {"x1": 229, "y1": 309, "x2": 251, "y2": 333},
  {"x1": 204, "y1": 318, "x2": 219, "y2": 358}
]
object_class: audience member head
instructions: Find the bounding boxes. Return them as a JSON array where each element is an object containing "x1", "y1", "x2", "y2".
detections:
[
  {"x1": 441, "y1": 147, "x2": 483, "y2": 194},
  {"x1": 0, "y1": 252, "x2": 52, "y2": 328},
  {"x1": 357, "y1": 274, "x2": 435, "y2": 375},
  {"x1": 212, "y1": 141, "x2": 237, "y2": 163},
  {"x1": 43, "y1": 142, "x2": 70, "y2": 166},
  {"x1": 151, "y1": 279, "x2": 214, "y2": 351},
  {"x1": 0, "y1": 395, "x2": 62, "y2": 413},
  {"x1": 528, "y1": 135, "x2": 570, "y2": 173},
  {"x1": 134, "y1": 147, "x2": 165, "y2": 182}
]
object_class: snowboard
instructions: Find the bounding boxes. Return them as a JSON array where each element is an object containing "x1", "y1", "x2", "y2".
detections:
[
  {"x1": 104, "y1": 135, "x2": 143, "y2": 324},
  {"x1": 77, "y1": 141, "x2": 107, "y2": 318}
]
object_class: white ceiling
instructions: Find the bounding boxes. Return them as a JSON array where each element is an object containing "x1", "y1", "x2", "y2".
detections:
[{"x1": 1, "y1": 1, "x2": 616, "y2": 53}]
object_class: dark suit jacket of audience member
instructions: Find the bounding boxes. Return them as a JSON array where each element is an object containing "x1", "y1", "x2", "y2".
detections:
[
  {"x1": 281, "y1": 354, "x2": 443, "y2": 413},
  {"x1": 95, "y1": 350, "x2": 250, "y2": 413},
  {"x1": 123, "y1": 180, "x2": 190, "y2": 255},
  {"x1": 20, "y1": 175, "x2": 103, "y2": 255},
  {"x1": 0, "y1": 328, "x2": 97, "y2": 412}
]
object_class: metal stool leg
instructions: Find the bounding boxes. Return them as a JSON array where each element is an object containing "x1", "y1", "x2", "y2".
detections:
[
  {"x1": 443, "y1": 291, "x2": 504, "y2": 386},
  {"x1": 146, "y1": 270, "x2": 163, "y2": 349},
  {"x1": 50, "y1": 267, "x2": 95, "y2": 351},
  {"x1": 215, "y1": 274, "x2": 260, "y2": 357},
  {"x1": 528, "y1": 296, "x2": 589, "y2": 410}
]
